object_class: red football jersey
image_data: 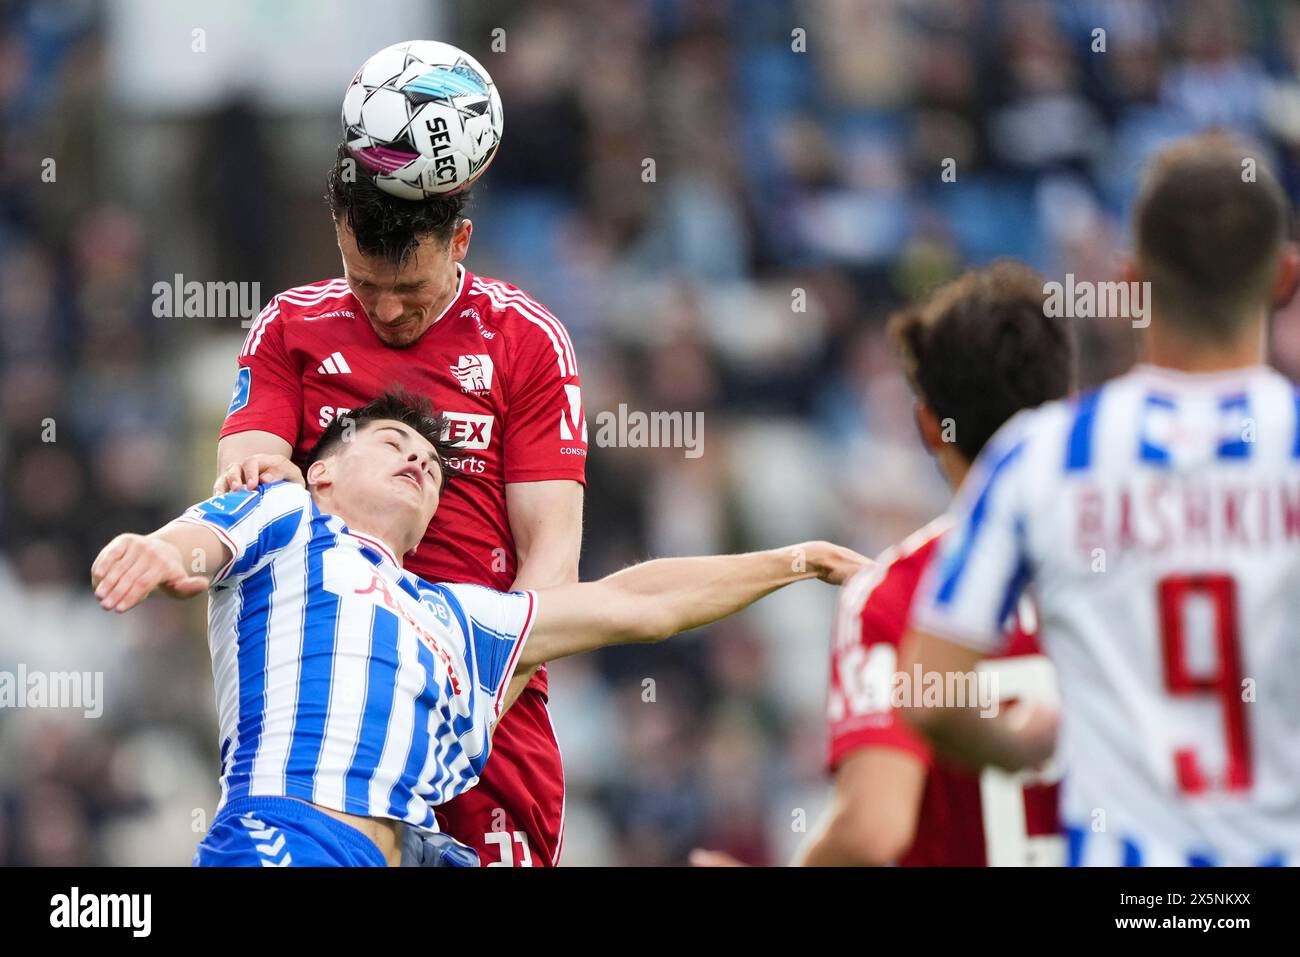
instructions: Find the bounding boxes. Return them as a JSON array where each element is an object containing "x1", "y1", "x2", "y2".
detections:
[
  {"x1": 221, "y1": 265, "x2": 587, "y2": 612},
  {"x1": 826, "y1": 518, "x2": 1062, "y2": 866},
  {"x1": 220, "y1": 267, "x2": 582, "y2": 866}
]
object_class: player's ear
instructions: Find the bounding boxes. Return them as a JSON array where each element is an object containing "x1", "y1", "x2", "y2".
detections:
[
  {"x1": 306, "y1": 458, "x2": 331, "y2": 492},
  {"x1": 450, "y1": 219, "x2": 472, "y2": 262},
  {"x1": 1271, "y1": 241, "x2": 1300, "y2": 309},
  {"x1": 914, "y1": 402, "x2": 944, "y2": 456}
]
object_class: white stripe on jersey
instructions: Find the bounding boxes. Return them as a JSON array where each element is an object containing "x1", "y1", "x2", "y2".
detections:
[
  {"x1": 471, "y1": 277, "x2": 576, "y2": 376},
  {"x1": 241, "y1": 280, "x2": 350, "y2": 357},
  {"x1": 472, "y1": 276, "x2": 577, "y2": 369},
  {"x1": 914, "y1": 363, "x2": 1300, "y2": 866},
  {"x1": 182, "y1": 481, "x2": 536, "y2": 830}
]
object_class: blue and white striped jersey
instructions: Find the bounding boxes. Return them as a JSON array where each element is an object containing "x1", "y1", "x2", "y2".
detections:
[
  {"x1": 176, "y1": 482, "x2": 536, "y2": 831},
  {"x1": 912, "y1": 363, "x2": 1300, "y2": 866}
]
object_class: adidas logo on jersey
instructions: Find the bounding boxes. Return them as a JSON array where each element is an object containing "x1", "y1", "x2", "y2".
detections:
[
  {"x1": 451, "y1": 354, "x2": 494, "y2": 394},
  {"x1": 304, "y1": 309, "x2": 356, "y2": 321},
  {"x1": 317, "y1": 352, "x2": 352, "y2": 375}
]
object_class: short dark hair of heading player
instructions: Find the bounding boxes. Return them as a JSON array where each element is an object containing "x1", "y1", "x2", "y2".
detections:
[
  {"x1": 888, "y1": 260, "x2": 1075, "y2": 463},
  {"x1": 305, "y1": 387, "x2": 458, "y2": 491},
  {"x1": 326, "y1": 144, "x2": 469, "y2": 264},
  {"x1": 1135, "y1": 132, "x2": 1292, "y2": 341}
]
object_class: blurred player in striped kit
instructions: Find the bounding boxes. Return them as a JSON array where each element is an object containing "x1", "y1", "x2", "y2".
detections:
[
  {"x1": 693, "y1": 262, "x2": 1073, "y2": 867},
  {"x1": 904, "y1": 134, "x2": 1300, "y2": 866},
  {"x1": 91, "y1": 390, "x2": 865, "y2": 866}
]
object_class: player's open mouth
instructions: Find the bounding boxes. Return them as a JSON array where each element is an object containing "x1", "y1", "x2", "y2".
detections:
[{"x1": 395, "y1": 469, "x2": 422, "y2": 490}]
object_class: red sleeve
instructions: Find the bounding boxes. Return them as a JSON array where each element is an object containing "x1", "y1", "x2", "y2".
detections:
[
  {"x1": 502, "y1": 316, "x2": 587, "y2": 485},
  {"x1": 219, "y1": 297, "x2": 304, "y2": 448},
  {"x1": 826, "y1": 565, "x2": 934, "y2": 773}
]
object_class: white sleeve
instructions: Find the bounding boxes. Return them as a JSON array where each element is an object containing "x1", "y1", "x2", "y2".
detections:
[
  {"x1": 437, "y1": 583, "x2": 538, "y2": 719},
  {"x1": 174, "y1": 481, "x2": 312, "y2": 587},
  {"x1": 911, "y1": 429, "x2": 1033, "y2": 654}
]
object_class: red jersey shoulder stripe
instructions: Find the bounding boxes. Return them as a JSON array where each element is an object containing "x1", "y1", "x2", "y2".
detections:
[
  {"x1": 470, "y1": 276, "x2": 575, "y2": 363},
  {"x1": 241, "y1": 279, "x2": 351, "y2": 357},
  {"x1": 470, "y1": 276, "x2": 577, "y2": 377}
]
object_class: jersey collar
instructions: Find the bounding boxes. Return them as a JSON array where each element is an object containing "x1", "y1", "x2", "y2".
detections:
[
  {"x1": 1129, "y1": 362, "x2": 1274, "y2": 390},
  {"x1": 428, "y1": 262, "x2": 468, "y2": 329},
  {"x1": 348, "y1": 529, "x2": 401, "y2": 568}
]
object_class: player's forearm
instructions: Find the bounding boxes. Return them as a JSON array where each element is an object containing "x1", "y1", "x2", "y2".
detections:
[
  {"x1": 523, "y1": 542, "x2": 859, "y2": 665},
  {"x1": 506, "y1": 480, "x2": 583, "y2": 591},
  {"x1": 150, "y1": 520, "x2": 228, "y2": 583},
  {"x1": 901, "y1": 705, "x2": 1026, "y2": 772},
  {"x1": 217, "y1": 430, "x2": 294, "y2": 473},
  {"x1": 511, "y1": 549, "x2": 578, "y2": 591},
  {"x1": 796, "y1": 822, "x2": 891, "y2": 867},
  {"x1": 609, "y1": 545, "x2": 817, "y2": 643}
]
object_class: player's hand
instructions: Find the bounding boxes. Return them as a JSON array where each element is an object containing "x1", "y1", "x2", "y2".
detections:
[
  {"x1": 797, "y1": 541, "x2": 873, "y2": 586},
  {"x1": 214, "y1": 454, "x2": 304, "y2": 495},
  {"x1": 1004, "y1": 700, "x2": 1059, "y2": 771},
  {"x1": 91, "y1": 533, "x2": 209, "y2": 612},
  {"x1": 688, "y1": 849, "x2": 749, "y2": 867}
]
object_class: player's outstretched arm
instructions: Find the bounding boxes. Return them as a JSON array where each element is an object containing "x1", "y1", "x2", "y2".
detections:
[
  {"x1": 518, "y1": 542, "x2": 869, "y2": 667},
  {"x1": 91, "y1": 521, "x2": 231, "y2": 613}
]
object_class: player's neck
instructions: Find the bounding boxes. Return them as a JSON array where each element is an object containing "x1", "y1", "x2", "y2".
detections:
[
  {"x1": 1144, "y1": 313, "x2": 1267, "y2": 374},
  {"x1": 937, "y1": 446, "x2": 970, "y2": 491},
  {"x1": 313, "y1": 493, "x2": 410, "y2": 565}
]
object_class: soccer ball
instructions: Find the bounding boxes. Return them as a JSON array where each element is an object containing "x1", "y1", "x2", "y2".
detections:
[{"x1": 342, "y1": 40, "x2": 503, "y2": 200}]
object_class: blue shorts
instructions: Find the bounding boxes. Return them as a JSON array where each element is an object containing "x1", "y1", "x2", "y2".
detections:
[{"x1": 194, "y1": 796, "x2": 389, "y2": 867}]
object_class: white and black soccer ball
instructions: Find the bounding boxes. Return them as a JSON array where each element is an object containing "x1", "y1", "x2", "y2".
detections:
[{"x1": 342, "y1": 40, "x2": 503, "y2": 200}]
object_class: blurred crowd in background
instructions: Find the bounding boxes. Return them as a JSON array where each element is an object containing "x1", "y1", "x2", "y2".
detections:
[{"x1": 4, "y1": 0, "x2": 1300, "y2": 865}]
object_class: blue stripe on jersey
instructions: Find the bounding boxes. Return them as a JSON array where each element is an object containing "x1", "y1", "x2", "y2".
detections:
[
  {"x1": 1066, "y1": 825, "x2": 1086, "y2": 867},
  {"x1": 933, "y1": 441, "x2": 1025, "y2": 608},
  {"x1": 1137, "y1": 393, "x2": 1175, "y2": 467},
  {"x1": 225, "y1": 507, "x2": 306, "y2": 581},
  {"x1": 1187, "y1": 851, "x2": 1216, "y2": 867},
  {"x1": 1259, "y1": 852, "x2": 1285, "y2": 866},
  {"x1": 430, "y1": 585, "x2": 480, "y2": 713},
  {"x1": 1293, "y1": 391, "x2": 1300, "y2": 457},
  {"x1": 1121, "y1": 836, "x2": 1143, "y2": 867},
  {"x1": 423, "y1": 724, "x2": 452, "y2": 808},
  {"x1": 343, "y1": 605, "x2": 401, "y2": 816},
  {"x1": 1216, "y1": 393, "x2": 1251, "y2": 460},
  {"x1": 387, "y1": 637, "x2": 440, "y2": 819},
  {"x1": 1065, "y1": 388, "x2": 1102, "y2": 471},
  {"x1": 995, "y1": 550, "x2": 1031, "y2": 630},
  {"x1": 426, "y1": 586, "x2": 482, "y2": 777},
  {"x1": 471, "y1": 618, "x2": 521, "y2": 698},
  {"x1": 225, "y1": 562, "x2": 276, "y2": 800},
  {"x1": 284, "y1": 509, "x2": 342, "y2": 803}
]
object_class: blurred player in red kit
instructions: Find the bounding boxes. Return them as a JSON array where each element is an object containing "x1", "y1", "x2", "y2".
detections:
[
  {"x1": 693, "y1": 262, "x2": 1072, "y2": 867},
  {"x1": 213, "y1": 146, "x2": 585, "y2": 866}
]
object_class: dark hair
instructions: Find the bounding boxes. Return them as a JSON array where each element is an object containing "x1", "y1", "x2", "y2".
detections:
[
  {"x1": 888, "y1": 260, "x2": 1074, "y2": 462},
  {"x1": 305, "y1": 387, "x2": 457, "y2": 489},
  {"x1": 1135, "y1": 133, "x2": 1291, "y2": 340},
  {"x1": 326, "y1": 143, "x2": 470, "y2": 265}
]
